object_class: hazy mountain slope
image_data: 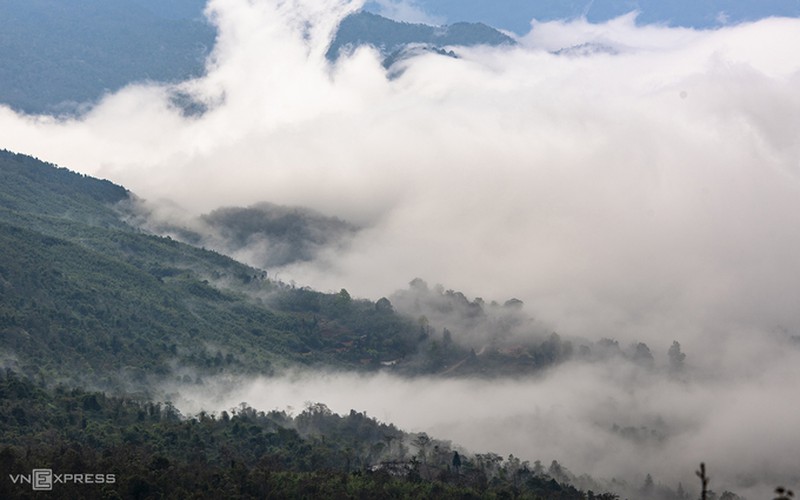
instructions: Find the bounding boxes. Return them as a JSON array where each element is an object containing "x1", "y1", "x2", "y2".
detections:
[
  {"x1": 0, "y1": 0, "x2": 214, "y2": 114},
  {"x1": 202, "y1": 203, "x2": 358, "y2": 267},
  {"x1": 139, "y1": 202, "x2": 360, "y2": 269}
]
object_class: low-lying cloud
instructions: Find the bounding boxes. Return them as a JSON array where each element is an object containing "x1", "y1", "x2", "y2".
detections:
[
  {"x1": 3, "y1": 0, "x2": 800, "y2": 495},
  {"x1": 169, "y1": 345, "x2": 800, "y2": 497}
]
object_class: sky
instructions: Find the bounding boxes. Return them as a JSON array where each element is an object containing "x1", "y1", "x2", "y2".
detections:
[
  {"x1": 365, "y1": 0, "x2": 800, "y2": 33},
  {"x1": 2, "y1": 0, "x2": 800, "y2": 495}
]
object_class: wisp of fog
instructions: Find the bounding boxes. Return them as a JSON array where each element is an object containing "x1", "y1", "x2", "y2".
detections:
[{"x1": 3, "y1": 0, "x2": 800, "y2": 496}]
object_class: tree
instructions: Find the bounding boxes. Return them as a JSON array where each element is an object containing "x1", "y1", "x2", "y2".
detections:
[
  {"x1": 443, "y1": 328, "x2": 453, "y2": 345},
  {"x1": 337, "y1": 288, "x2": 352, "y2": 304},
  {"x1": 409, "y1": 278, "x2": 428, "y2": 291},
  {"x1": 452, "y1": 451, "x2": 461, "y2": 474},
  {"x1": 549, "y1": 460, "x2": 568, "y2": 483},
  {"x1": 412, "y1": 433, "x2": 431, "y2": 464},
  {"x1": 640, "y1": 473, "x2": 654, "y2": 497},
  {"x1": 375, "y1": 297, "x2": 393, "y2": 312},
  {"x1": 696, "y1": 462, "x2": 710, "y2": 500},
  {"x1": 505, "y1": 454, "x2": 526, "y2": 489},
  {"x1": 632, "y1": 342, "x2": 654, "y2": 366},
  {"x1": 668, "y1": 340, "x2": 686, "y2": 372}
]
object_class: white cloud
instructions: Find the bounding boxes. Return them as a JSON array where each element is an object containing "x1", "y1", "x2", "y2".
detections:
[{"x1": 2, "y1": 0, "x2": 799, "y2": 347}]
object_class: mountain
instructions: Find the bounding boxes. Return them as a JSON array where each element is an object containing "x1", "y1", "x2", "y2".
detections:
[{"x1": 326, "y1": 11, "x2": 516, "y2": 62}]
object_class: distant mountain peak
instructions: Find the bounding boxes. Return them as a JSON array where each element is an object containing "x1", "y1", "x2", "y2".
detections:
[{"x1": 326, "y1": 10, "x2": 515, "y2": 63}]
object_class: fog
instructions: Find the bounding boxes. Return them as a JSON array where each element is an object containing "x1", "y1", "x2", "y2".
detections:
[
  {"x1": 169, "y1": 349, "x2": 800, "y2": 497},
  {"x1": 3, "y1": 0, "x2": 800, "y2": 495}
]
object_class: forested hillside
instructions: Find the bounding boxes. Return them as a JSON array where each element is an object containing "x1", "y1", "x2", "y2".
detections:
[
  {"x1": 0, "y1": 150, "x2": 684, "y2": 391},
  {"x1": 0, "y1": 151, "x2": 570, "y2": 390},
  {"x1": 0, "y1": 151, "x2": 426, "y2": 391},
  {"x1": 0, "y1": 371, "x2": 606, "y2": 499}
]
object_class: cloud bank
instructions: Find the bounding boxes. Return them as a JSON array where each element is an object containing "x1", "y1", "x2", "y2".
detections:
[
  {"x1": 3, "y1": 1, "x2": 800, "y2": 495},
  {"x1": 170, "y1": 349, "x2": 800, "y2": 497}
]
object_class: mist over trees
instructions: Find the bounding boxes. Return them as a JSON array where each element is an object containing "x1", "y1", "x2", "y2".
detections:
[
  {"x1": 5, "y1": 151, "x2": 680, "y2": 389},
  {"x1": 197, "y1": 202, "x2": 359, "y2": 268},
  {"x1": 0, "y1": 370, "x2": 596, "y2": 498},
  {"x1": 5, "y1": 370, "x2": 707, "y2": 499},
  {"x1": 386, "y1": 278, "x2": 691, "y2": 377}
]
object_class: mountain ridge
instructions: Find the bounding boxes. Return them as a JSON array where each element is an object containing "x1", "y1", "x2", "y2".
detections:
[{"x1": 326, "y1": 11, "x2": 515, "y2": 61}]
